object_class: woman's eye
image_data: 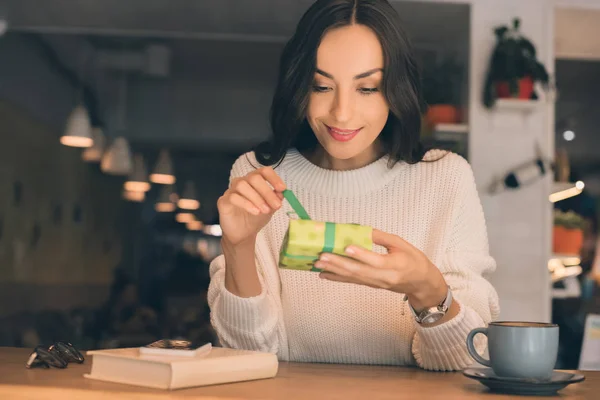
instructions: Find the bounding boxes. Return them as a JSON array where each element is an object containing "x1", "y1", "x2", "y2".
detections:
[
  {"x1": 312, "y1": 85, "x2": 331, "y2": 93},
  {"x1": 359, "y1": 88, "x2": 379, "y2": 95}
]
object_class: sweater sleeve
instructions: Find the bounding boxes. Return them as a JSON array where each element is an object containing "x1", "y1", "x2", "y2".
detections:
[
  {"x1": 206, "y1": 153, "x2": 282, "y2": 354},
  {"x1": 207, "y1": 254, "x2": 281, "y2": 353},
  {"x1": 412, "y1": 157, "x2": 500, "y2": 371}
]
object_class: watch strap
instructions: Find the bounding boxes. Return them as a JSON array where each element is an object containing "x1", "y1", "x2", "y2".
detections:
[{"x1": 405, "y1": 286, "x2": 452, "y2": 324}]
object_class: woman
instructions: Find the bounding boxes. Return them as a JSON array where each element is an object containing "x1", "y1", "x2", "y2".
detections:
[{"x1": 208, "y1": 0, "x2": 499, "y2": 371}]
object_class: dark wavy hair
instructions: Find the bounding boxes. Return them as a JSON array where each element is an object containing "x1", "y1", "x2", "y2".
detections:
[{"x1": 253, "y1": 0, "x2": 428, "y2": 167}]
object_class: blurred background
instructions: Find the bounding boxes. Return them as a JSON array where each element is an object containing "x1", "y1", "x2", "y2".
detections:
[{"x1": 0, "y1": 0, "x2": 599, "y2": 370}]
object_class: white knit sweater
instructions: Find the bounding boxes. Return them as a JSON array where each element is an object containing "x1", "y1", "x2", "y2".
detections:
[{"x1": 208, "y1": 148, "x2": 500, "y2": 371}]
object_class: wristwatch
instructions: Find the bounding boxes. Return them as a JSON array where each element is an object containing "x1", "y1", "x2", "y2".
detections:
[{"x1": 405, "y1": 286, "x2": 453, "y2": 325}]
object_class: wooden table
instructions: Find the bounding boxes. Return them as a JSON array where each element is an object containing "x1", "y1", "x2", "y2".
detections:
[{"x1": 0, "y1": 347, "x2": 597, "y2": 399}]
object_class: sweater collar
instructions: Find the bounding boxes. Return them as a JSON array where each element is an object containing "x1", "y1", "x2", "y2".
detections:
[{"x1": 276, "y1": 148, "x2": 407, "y2": 196}]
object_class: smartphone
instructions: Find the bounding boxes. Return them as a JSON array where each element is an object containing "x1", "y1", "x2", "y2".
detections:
[{"x1": 139, "y1": 339, "x2": 212, "y2": 357}]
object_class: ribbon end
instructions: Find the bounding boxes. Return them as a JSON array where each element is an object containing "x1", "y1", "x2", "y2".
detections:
[{"x1": 282, "y1": 189, "x2": 311, "y2": 220}]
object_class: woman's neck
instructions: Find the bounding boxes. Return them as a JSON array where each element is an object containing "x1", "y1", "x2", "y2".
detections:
[{"x1": 305, "y1": 142, "x2": 385, "y2": 171}]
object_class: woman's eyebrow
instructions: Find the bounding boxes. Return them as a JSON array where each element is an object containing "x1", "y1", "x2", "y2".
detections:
[{"x1": 315, "y1": 68, "x2": 384, "y2": 80}]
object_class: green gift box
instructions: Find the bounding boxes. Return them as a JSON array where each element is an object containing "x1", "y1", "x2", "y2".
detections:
[{"x1": 279, "y1": 190, "x2": 373, "y2": 272}]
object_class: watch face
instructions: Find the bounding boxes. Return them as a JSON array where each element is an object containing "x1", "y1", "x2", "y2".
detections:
[{"x1": 421, "y1": 311, "x2": 445, "y2": 325}]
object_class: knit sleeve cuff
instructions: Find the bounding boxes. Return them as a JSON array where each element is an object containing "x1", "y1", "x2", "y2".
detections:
[
  {"x1": 412, "y1": 301, "x2": 487, "y2": 371},
  {"x1": 216, "y1": 280, "x2": 272, "y2": 334}
]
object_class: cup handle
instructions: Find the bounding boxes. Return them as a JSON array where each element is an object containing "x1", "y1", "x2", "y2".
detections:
[{"x1": 466, "y1": 327, "x2": 491, "y2": 367}]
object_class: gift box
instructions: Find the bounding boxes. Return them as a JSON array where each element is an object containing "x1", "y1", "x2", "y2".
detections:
[{"x1": 279, "y1": 190, "x2": 373, "y2": 272}]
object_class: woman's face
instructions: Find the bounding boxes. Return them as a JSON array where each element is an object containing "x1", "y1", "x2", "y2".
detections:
[{"x1": 306, "y1": 24, "x2": 388, "y2": 167}]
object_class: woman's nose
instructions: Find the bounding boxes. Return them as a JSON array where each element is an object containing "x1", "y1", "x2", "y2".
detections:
[{"x1": 331, "y1": 91, "x2": 354, "y2": 124}]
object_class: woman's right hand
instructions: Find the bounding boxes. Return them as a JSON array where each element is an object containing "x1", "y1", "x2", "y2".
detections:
[{"x1": 217, "y1": 167, "x2": 286, "y2": 246}]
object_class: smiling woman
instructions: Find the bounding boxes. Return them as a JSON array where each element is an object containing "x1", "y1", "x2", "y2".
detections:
[
  {"x1": 306, "y1": 24, "x2": 389, "y2": 168},
  {"x1": 257, "y1": 0, "x2": 425, "y2": 169},
  {"x1": 207, "y1": 0, "x2": 499, "y2": 372}
]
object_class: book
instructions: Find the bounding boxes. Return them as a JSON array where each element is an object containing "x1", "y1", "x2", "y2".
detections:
[
  {"x1": 139, "y1": 340, "x2": 213, "y2": 357},
  {"x1": 83, "y1": 346, "x2": 279, "y2": 390}
]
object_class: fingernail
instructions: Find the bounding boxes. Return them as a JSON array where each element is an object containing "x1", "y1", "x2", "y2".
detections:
[
  {"x1": 345, "y1": 246, "x2": 356, "y2": 255},
  {"x1": 319, "y1": 254, "x2": 329, "y2": 262}
]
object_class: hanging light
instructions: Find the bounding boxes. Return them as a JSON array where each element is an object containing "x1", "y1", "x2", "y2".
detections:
[
  {"x1": 178, "y1": 181, "x2": 200, "y2": 210},
  {"x1": 187, "y1": 220, "x2": 204, "y2": 231},
  {"x1": 150, "y1": 149, "x2": 176, "y2": 184},
  {"x1": 0, "y1": 19, "x2": 7, "y2": 37},
  {"x1": 60, "y1": 105, "x2": 93, "y2": 148},
  {"x1": 122, "y1": 190, "x2": 145, "y2": 202},
  {"x1": 102, "y1": 75, "x2": 133, "y2": 175},
  {"x1": 82, "y1": 127, "x2": 106, "y2": 162},
  {"x1": 101, "y1": 137, "x2": 133, "y2": 176},
  {"x1": 155, "y1": 185, "x2": 177, "y2": 212},
  {"x1": 176, "y1": 212, "x2": 195, "y2": 223},
  {"x1": 124, "y1": 154, "x2": 151, "y2": 192}
]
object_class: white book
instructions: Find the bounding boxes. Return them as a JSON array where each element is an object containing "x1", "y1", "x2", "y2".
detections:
[{"x1": 84, "y1": 346, "x2": 279, "y2": 390}]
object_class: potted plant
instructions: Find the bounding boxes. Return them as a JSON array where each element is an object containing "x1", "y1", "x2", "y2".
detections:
[
  {"x1": 483, "y1": 18, "x2": 551, "y2": 108},
  {"x1": 422, "y1": 55, "x2": 464, "y2": 126},
  {"x1": 553, "y1": 209, "x2": 585, "y2": 255}
]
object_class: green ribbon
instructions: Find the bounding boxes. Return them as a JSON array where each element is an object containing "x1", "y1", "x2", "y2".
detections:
[
  {"x1": 282, "y1": 189, "x2": 336, "y2": 272},
  {"x1": 323, "y1": 222, "x2": 335, "y2": 253},
  {"x1": 283, "y1": 190, "x2": 311, "y2": 220}
]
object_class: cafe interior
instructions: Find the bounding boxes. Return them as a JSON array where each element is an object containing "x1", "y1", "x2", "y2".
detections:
[{"x1": 0, "y1": 0, "x2": 600, "y2": 386}]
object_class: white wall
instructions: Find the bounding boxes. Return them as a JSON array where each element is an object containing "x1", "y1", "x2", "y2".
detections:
[{"x1": 468, "y1": 0, "x2": 555, "y2": 322}]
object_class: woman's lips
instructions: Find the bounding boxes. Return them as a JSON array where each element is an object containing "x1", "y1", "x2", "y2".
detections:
[{"x1": 326, "y1": 125, "x2": 362, "y2": 142}]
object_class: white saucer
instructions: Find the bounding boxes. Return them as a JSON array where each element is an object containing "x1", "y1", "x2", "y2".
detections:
[{"x1": 463, "y1": 367, "x2": 585, "y2": 395}]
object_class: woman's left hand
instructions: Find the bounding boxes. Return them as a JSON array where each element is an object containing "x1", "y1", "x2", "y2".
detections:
[{"x1": 315, "y1": 229, "x2": 448, "y2": 310}]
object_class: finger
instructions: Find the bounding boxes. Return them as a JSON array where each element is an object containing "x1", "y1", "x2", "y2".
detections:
[
  {"x1": 318, "y1": 253, "x2": 401, "y2": 290},
  {"x1": 247, "y1": 173, "x2": 282, "y2": 210},
  {"x1": 319, "y1": 253, "x2": 370, "y2": 273},
  {"x1": 372, "y1": 229, "x2": 411, "y2": 251},
  {"x1": 317, "y1": 254, "x2": 382, "y2": 284},
  {"x1": 314, "y1": 259, "x2": 356, "y2": 277},
  {"x1": 258, "y1": 167, "x2": 286, "y2": 192},
  {"x1": 228, "y1": 192, "x2": 260, "y2": 216},
  {"x1": 232, "y1": 179, "x2": 271, "y2": 214},
  {"x1": 344, "y1": 245, "x2": 386, "y2": 268}
]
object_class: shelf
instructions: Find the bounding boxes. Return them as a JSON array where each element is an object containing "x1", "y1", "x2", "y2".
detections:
[
  {"x1": 551, "y1": 254, "x2": 581, "y2": 265},
  {"x1": 432, "y1": 124, "x2": 468, "y2": 142},
  {"x1": 494, "y1": 99, "x2": 541, "y2": 113},
  {"x1": 433, "y1": 123, "x2": 468, "y2": 134},
  {"x1": 422, "y1": 123, "x2": 468, "y2": 159}
]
